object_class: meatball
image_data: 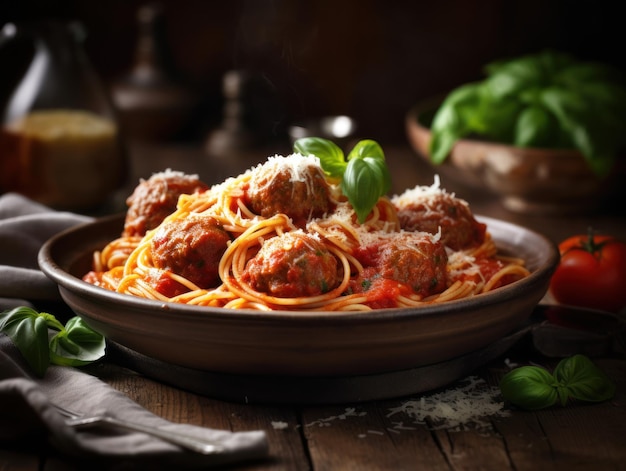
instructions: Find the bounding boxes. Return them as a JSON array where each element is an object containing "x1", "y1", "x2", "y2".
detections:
[
  {"x1": 243, "y1": 232, "x2": 340, "y2": 298},
  {"x1": 393, "y1": 191, "x2": 486, "y2": 250},
  {"x1": 244, "y1": 156, "x2": 334, "y2": 227},
  {"x1": 150, "y1": 215, "x2": 231, "y2": 288},
  {"x1": 355, "y1": 233, "x2": 448, "y2": 298},
  {"x1": 123, "y1": 170, "x2": 209, "y2": 237}
]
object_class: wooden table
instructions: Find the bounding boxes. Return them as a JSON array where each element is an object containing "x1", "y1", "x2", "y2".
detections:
[{"x1": 2, "y1": 141, "x2": 625, "y2": 470}]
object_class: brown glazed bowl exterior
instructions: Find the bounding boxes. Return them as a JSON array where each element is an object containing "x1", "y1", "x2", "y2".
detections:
[
  {"x1": 38, "y1": 213, "x2": 558, "y2": 378},
  {"x1": 406, "y1": 102, "x2": 624, "y2": 214}
]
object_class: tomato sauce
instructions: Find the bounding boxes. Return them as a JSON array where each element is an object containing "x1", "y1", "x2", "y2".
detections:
[
  {"x1": 453, "y1": 257, "x2": 517, "y2": 290},
  {"x1": 348, "y1": 267, "x2": 415, "y2": 309},
  {"x1": 82, "y1": 270, "x2": 104, "y2": 287},
  {"x1": 146, "y1": 270, "x2": 188, "y2": 298}
]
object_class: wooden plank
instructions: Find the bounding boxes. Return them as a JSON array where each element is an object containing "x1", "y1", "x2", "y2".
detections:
[
  {"x1": 492, "y1": 412, "x2": 557, "y2": 471},
  {"x1": 98, "y1": 363, "x2": 310, "y2": 470},
  {"x1": 435, "y1": 428, "x2": 513, "y2": 470},
  {"x1": 302, "y1": 402, "x2": 451, "y2": 470},
  {"x1": 211, "y1": 401, "x2": 309, "y2": 471}
]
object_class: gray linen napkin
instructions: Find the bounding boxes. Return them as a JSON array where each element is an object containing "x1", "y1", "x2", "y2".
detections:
[
  {"x1": 0, "y1": 193, "x2": 269, "y2": 467},
  {"x1": 0, "y1": 336, "x2": 269, "y2": 468},
  {"x1": 0, "y1": 192, "x2": 92, "y2": 310}
]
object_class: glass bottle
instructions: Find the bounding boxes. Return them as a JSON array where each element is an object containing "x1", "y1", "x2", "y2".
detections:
[{"x1": 0, "y1": 20, "x2": 126, "y2": 211}]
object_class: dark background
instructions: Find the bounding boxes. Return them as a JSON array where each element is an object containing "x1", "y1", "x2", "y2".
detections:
[{"x1": 1, "y1": 0, "x2": 624, "y2": 145}]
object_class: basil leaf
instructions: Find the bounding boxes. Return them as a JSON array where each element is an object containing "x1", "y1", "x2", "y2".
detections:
[
  {"x1": 293, "y1": 137, "x2": 392, "y2": 224},
  {"x1": 499, "y1": 365, "x2": 559, "y2": 410},
  {"x1": 541, "y1": 87, "x2": 617, "y2": 176},
  {"x1": 294, "y1": 137, "x2": 346, "y2": 179},
  {"x1": 342, "y1": 157, "x2": 387, "y2": 224},
  {"x1": 429, "y1": 129, "x2": 459, "y2": 165},
  {"x1": 0, "y1": 306, "x2": 50, "y2": 377},
  {"x1": 49, "y1": 317, "x2": 105, "y2": 367},
  {"x1": 536, "y1": 50, "x2": 576, "y2": 73},
  {"x1": 1, "y1": 308, "x2": 106, "y2": 375},
  {"x1": 554, "y1": 354, "x2": 616, "y2": 403},
  {"x1": 478, "y1": 96, "x2": 523, "y2": 143},
  {"x1": 514, "y1": 105, "x2": 556, "y2": 147},
  {"x1": 347, "y1": 140, "x2": 392, "y2": 194},
  {"x1": 485, "y1": 57, "x2": 546, "y2": 98},
  {"x1": 557, "y1": 62, "x2": 622, "y2": 89},
  {"x1": 429, "y1": 83, "x2": 482, "y2": 163},
  {"x1": 40, "y1": 311, "x2": 66, "y2": 332},
  {"x1": 347, "y1": 139, "x2": 384, "y2": 161}
]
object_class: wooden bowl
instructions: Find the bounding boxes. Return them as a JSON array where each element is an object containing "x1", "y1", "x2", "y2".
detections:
[{"x1": 406, "y1": 101, "x2": 624, "y2": 214}]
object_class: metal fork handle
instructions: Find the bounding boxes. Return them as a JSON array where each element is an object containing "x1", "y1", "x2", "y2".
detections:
[{"x1": 65, "y1": 416, "x2": 225, "y2": 455}]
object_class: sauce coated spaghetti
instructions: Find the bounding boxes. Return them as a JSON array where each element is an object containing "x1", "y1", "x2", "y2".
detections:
[{"x1": 83, "y1": 154, "x2": 530, "y2": 311}]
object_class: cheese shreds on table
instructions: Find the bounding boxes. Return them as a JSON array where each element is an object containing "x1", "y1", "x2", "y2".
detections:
[
  {"x1": 305, "y1": 407, "x2": 368, "y2": 428},
  {"x1": 386, "y1": 376, "x2": 510, "y2": 432},
  {"x1": 299, "y1": 376, "x2": 508, "y2": 437}
]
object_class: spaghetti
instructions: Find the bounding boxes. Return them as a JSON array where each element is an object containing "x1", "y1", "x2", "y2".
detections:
[{"x1": 84, "y1": 155, "x2": 530, "y2": 311}]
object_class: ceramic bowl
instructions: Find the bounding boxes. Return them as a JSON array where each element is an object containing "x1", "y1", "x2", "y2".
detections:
[
  {"x1": 405, "y1": 101, "x2": 625, "y2": 214},
  {"x1": 38, "y1": 213, "x2": 558, "y2": 379}
]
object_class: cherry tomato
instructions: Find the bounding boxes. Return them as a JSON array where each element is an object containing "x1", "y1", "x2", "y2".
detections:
[{"x1": 549, "y1": 232, "x2": 626, "y2": 313}]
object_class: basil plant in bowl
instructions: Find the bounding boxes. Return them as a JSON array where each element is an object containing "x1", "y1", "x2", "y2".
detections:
[{"x1": 406, "y1": 50, "x2": 626, "y2": 214}]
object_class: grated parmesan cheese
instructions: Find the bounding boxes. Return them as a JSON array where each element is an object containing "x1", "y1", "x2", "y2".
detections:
[
  {"x1": 247, "y1": 153, "x2": 323, "y2": 195},
  {"x1": 391, "y1": 175, "x2": 472, "y2": 217},
  {"x1": 305, "y1": 407, "x2": 368, "y2": 428},
  {"x1": 271, "y1": 421, "x2": 289, "y2": 430},
  {"x1": 386, "y1": 376, "x2": 509, "y2": 432},
  {"x1": 446, "y1": 249, "x2": 481, "y2": 280},
  {"x1": 143, "y1": 168, "x2": 202, "y2": 184},
  {"x1": 357, "y1": 227, "x2": 442, "y2": 249},
  {"x1": 391, "y1": 175, "x2": 446, "y2": 207}
]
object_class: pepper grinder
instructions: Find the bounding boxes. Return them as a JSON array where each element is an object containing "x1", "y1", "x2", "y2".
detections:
[
  {"x1": 204, "y1": 70, "x2": 259, "y2": 157},
  {"x1": 111, "y1": 3, "x2": 194, "y2": 142}
]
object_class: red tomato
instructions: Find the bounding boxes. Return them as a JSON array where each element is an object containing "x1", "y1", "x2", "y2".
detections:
[{"x1": 549, "y1": 233, "x2": 626, "y2": 313}]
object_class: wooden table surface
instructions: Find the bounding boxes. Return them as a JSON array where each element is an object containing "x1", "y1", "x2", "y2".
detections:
[{"x1": 2, "y1": 141, "x2": 625, "y2": 470}]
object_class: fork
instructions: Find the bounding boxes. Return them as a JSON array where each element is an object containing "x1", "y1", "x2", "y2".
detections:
[{"x1": 52, "y1": 403, "x2": 225, "y2": 455}]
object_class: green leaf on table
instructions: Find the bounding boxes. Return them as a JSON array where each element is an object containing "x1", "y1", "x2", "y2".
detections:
[
  {"x1": 1, "y1": 306, "x2": 105, "y2": 376},
  {"x1": 553, "y1": 354, "x2": 616, "y2": 404},
  {"x1": 500, "y1": 354, "x2": 615, "y2": 410},
  {"x1": 49, "y1": 316, "x2": 105, "y2": 367},
  {"x1": 0, "y1": 306, "x2": 51, "y2": 377},
  {"x1": 499, "y1": 365, "x2": 559, "y2": 410}
]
